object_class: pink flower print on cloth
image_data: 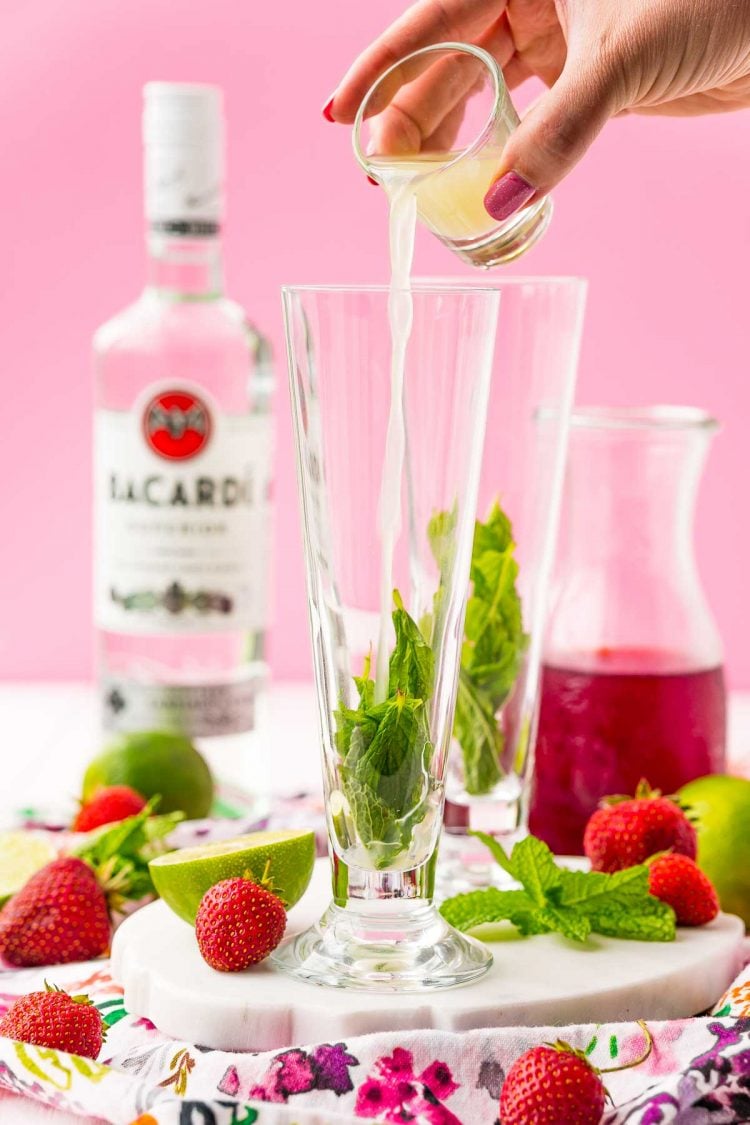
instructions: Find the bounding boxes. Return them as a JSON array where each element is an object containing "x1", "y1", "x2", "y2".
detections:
[
  {"x1": 249, "y1": 1042, "x2": 359, "y2": 1103},
  {"x1": 355, "y1": 1047, "x2": 462, "y2": 1123}
]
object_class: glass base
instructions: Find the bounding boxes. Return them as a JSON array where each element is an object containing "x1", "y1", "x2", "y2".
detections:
[
  {"x1": 271, "y1": 899, "x2": 492, "y2": 993},
  {"x1": 443, "y1": 196, "x2": 553, "y2": 268}
]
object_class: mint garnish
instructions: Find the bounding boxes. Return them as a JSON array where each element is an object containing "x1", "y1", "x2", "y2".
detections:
[
  {"x1": 335, "y1": 591, "x2": 435, "y2": 869},
  {"x1": 449, "y1": 502, "x2": 527, "y2": 796},
  {"x1": 439, "y1": 832, "x2": 676, "y2": 943}
]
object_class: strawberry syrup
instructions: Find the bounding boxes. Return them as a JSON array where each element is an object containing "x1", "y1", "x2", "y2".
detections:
[{"x1": 529, "y1": 649, "x2": 726, "y2": 855}]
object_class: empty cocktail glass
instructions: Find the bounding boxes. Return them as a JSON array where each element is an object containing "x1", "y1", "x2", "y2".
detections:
[
  {"x1": 273, "y1": 284, "x2": 499, "y2": 990},
  {"x1": 429, "y1": 278, "x2": 586, "y2": 891},
  {"x1": 353, "y1": 42, "x2": 552, "y2": 267}
]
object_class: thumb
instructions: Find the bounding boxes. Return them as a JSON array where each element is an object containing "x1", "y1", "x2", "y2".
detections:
[{"x1": 484, "y1": 62, "x2": 617, "y2": 222}]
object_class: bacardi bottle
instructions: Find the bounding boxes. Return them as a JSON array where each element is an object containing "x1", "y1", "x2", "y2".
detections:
[{"x1": 93, "y1": 83, "x2": 273, "y2": 810}]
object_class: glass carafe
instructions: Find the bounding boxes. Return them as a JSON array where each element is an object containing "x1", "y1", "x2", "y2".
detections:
[{"x1": 530, "y1": 407, "x2": 726, "y2": 856}]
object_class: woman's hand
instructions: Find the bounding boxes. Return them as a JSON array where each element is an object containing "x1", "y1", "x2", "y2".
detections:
[{"x1": 325, "y1": 0, "x2": 750, "y2": 219}]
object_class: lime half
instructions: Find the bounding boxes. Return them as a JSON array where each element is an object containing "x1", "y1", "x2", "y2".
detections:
[
  {"x1": 149, "y1": 829, "x2": 316, "y2": 924},
  {"x1": 0, "y1": 832, "x2": 58, "y2": 907}
]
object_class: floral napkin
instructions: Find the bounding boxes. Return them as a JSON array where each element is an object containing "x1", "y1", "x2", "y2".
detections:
[
  {"x1": 1, "y1": 803, "x2": 749, "y2": 1123},
  {"x1": 0, "y1": 955, "x2": 749, "y2": 1125}
]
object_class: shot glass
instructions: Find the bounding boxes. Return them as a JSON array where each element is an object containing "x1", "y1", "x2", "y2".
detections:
[{"x1": 353, "y1": 42, "x2": 552, "y2": 268}]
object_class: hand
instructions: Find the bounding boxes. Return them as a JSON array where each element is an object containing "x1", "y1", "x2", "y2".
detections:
[{"x1": 325, "y1": 0, "x2": 750, "y2": 219}]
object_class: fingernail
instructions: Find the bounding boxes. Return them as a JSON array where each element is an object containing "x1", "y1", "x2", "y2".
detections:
[
  {"x1": 322, "y1": 97, "x2": 336, "y2": 123},
  {"x1": 484, "y1": 172, "x2": 536, "y2": 222},
  {"x1": 367, "y1": 175, "x2": 379, "y2": 186}
]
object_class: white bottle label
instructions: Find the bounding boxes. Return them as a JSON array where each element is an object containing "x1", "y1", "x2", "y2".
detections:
[{"x1": 94, "y1": 381, "x2": 272, "y2": 634}]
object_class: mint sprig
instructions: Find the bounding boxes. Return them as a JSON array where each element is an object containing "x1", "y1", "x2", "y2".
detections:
[
  {"x1": 73, "y1": 801, "x2": 183, "y2": 908},
  {"x1": 439, "y1": 833, "x2": 676, "y2": 943},
  {"x1": 335, "y1": 591, "x2": 434, "y2": 869},
  {"x1": 446, "y1": 502, "x2": 527, "y2": 796}
]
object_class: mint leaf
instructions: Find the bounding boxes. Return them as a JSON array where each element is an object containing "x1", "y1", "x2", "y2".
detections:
[
  {"x1": 454, "y1": 674, "x2": 503, "y2": 795},
  {"x1": 440, "y1": 888, "x2": 538, "y2": 932},
  {"x1": 534, "y1": 904, "x2": 592, "y2": 943},
  {"x1": 334, "y1": 592, "x2": 434, "y2": 865},
  {"x1": 555, "y1": 865, "x2": 675, "y2": 939},
  {"x1": 587, "y1": 897, "x2": 676, "y2": 942},
  {"x1": 340, "y1": 775, "x2": 399, "y2": 848},
  {"x1": 439, "y1": 833, "x2": 677, "y2": 945},
  {"x1": 74, "y1": 803, "x2": 183, "y2": 904},
  {"x1": 427, "y1": 509, "x2": 456, "y2": 574},
  {"x1": 469, "y1": 830, "x2": 517, "y2": 878},
  {"x1": 447, "y1": 501, "x2": 528, "y2": 796},
  {"x1": 388, "y1": 590, "x2": 434, "y2": 700},
  {"x1": 556, "y1": 865, "x2": 652, "y2": 911},
  {"x1": 510, "y1": 836, "x2": 563, "y2": 906},
  {"x1": 358, "y1": 695, "x2": 430, "y2": 817}
]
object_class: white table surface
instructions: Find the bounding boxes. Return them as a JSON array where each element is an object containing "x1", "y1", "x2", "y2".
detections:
[{"x1": 1, "y1": 681, "x2": 749, "y2": 1124}]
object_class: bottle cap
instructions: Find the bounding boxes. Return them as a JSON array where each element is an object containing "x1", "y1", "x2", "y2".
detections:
[{"x1": 143, "y1": 82, "x2": 225, "y2": 233}]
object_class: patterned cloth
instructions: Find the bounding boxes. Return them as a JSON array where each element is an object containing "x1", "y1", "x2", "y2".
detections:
[{"x1": 1, "y1": 958, "x2": 750, "y2": 1124}]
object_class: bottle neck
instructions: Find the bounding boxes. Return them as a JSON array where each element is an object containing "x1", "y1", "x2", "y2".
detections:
[{"x1": 146, "y1": 229, "x2": 224, "y2": 298}]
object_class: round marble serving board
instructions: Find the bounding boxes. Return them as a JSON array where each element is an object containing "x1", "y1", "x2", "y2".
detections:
[{"x1": 112, "y1": 860, "x2": 746, "y2": 1053}]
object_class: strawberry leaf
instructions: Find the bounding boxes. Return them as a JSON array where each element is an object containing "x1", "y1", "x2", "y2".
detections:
[{"x1": 72, "y1": 804, "x2": 183, "y2": 905}]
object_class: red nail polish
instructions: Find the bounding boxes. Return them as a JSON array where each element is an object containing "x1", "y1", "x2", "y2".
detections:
[
  {"x1": 367, "y1": 176, "x2": 379, "y2": 186},
  {"x1": 322, "y1": 98, "x2": 335, "y2": 123}
]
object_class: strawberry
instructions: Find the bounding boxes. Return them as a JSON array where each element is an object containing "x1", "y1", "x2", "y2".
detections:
[
  {"x1": 500, "y1": 1044, "x2": 606, "y2": 1125},
  {"x1": 0, "y1": 858, "x2": 110, "y2": 967},
  {"x1": 195, "y1": 877, "x2": 286, "y2": 972},
  {"x1": 648, "y1": 853, "x2": 719, "y2": 926},
  {"x1": 583, "y1": 780, "x2": 696, "y2": 873},
  {"x1": 0, "y1": 983, "x2": 105, "y2": 1059},
  {"x1": 73, "y1": 785, "x2": 147, "y2": 832}
]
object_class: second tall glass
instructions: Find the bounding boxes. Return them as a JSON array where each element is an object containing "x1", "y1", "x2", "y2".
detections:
[{"x1": 274, "y1": 284, "x2": 499, "y2": 990}]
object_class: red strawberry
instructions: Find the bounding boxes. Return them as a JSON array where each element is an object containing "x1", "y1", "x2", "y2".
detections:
[
  {"x1": 0, "y1": 858, "x2": 110, "y2": 967},
  {"x1": 500, "y1": 1044, "x2": 606, "y2": 1125},
  {"x1": 73, "y1": 785, "x2": 147, "y2": 832},
  {"x1": 583, "y1": 780, "x2": 696, "y2": 873},
  {"x1": 195, "y1": 877, "x2": 286, "y2": 972},
  {"x1": 648, "y1": 853, "x2": 719, "y2": 926},
  {"x1": 0, "y1": 983, "x2": 105, "y2": 1059}
]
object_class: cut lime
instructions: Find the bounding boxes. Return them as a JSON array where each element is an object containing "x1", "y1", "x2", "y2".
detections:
[
  {"x1": 0, "y1": 833, "x2": 58, "y2": 907},
  {"x1": 149, "y1": 829, "x2": 316, "y2": 924}
]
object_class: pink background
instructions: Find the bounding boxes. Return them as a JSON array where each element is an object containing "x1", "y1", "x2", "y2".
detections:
[{"x1": 1, "y1": 0, "x2": 749, "y2": 684}]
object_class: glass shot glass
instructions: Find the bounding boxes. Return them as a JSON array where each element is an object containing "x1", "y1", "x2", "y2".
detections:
[{"x1": 352, "y1": 41, "x2": 552, "y2": 268}]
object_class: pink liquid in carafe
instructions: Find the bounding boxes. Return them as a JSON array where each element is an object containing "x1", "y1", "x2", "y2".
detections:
[{"x1": 528, "y1": 648, "x2": 726, "y2": 855}]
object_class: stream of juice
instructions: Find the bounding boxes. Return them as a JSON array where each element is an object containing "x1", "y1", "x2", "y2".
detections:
[
  {"x1": 529, "y1": 650, "x2": 727, "y2": 855},
  {"x1": 374, "y1": 175, "x2": 418, "y2": 702}
]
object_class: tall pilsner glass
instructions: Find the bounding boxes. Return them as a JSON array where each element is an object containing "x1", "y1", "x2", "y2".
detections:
[{"x1": 274, "y1": 285, "x2": 499, "y2": 990}]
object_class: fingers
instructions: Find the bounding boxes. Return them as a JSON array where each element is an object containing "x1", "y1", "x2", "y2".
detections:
[
  {"x1": 327, "y1": 0, "x2": 502, "y2": 124},
  {"x1": 502, "y1": 54, "x2": 533, "y2": 92},
  {"x1": 368, "y1": 51, "x2": 488, "y2": 155},
  {"x1": 367, "y1": 18, "x2": 514, "y2": 156},
  {"x1": 484, "y1": 60, "x2": 618, "y2": 219}
]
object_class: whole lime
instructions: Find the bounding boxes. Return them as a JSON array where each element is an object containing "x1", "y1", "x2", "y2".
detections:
[
  {"x1": 677, "y1": 773, "x2": 750, "y2": 925},
  {"x1": 83, "y1": 731, "x2": 214, "y2": 820}
]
